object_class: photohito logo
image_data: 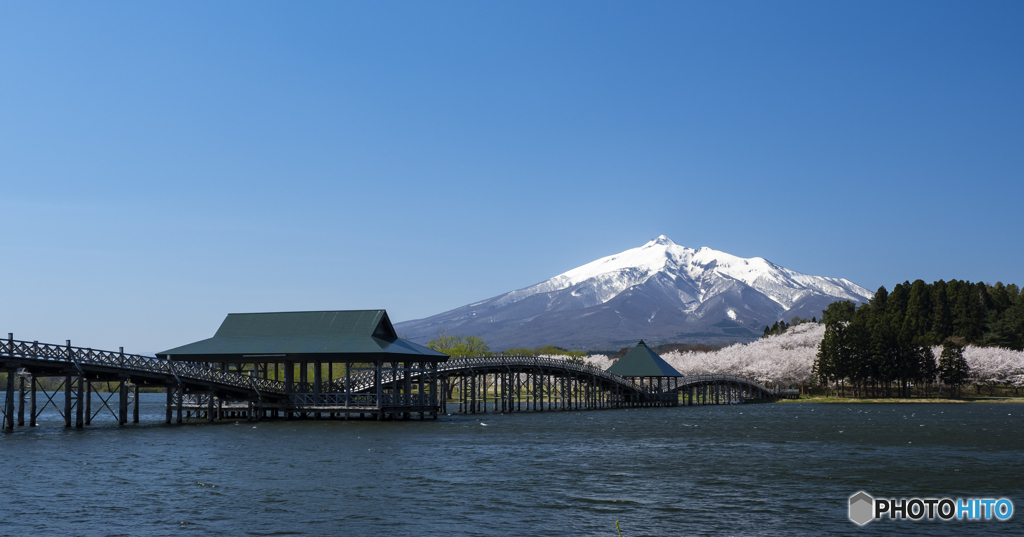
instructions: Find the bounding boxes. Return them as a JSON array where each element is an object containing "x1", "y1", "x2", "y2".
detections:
[{"x1": 848, "y1": 491, "x2": 1014, "y2": 525}]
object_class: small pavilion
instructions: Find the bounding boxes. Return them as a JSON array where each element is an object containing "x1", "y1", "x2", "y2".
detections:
[
  {"x1": 605, "y1": 340, "x2": 682, "y2": 403},
  {"x1": 157, "y1": 310, "x2": 448, "y2": 420}
]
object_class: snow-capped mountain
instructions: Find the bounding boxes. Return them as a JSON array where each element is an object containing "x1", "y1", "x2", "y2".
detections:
[{"x1": 395, "y1": 236, "x2": 873, "y2": 350}]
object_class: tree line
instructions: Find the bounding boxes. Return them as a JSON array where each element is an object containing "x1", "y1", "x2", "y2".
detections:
[
  {"x1": 762, "y1": 316, "x2": 815, "y2": 338},
  {"x1": 813, "y1": 279, "x2": 1024, "y2": 398},
  {"x1": 426, "y1": 332, "x2": 589, "y2": 362}
]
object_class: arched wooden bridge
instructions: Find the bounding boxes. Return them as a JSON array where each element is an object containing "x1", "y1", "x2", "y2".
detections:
[
  {"x1": 1, "y1": 335, "x2": 782, "y2": 429},
  {"x1": 332, "y1": 356, "x2": 779, "y2": 414}
]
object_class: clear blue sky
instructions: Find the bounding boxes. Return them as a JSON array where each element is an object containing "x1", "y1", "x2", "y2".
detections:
[{"x1": 2, "y1": 1, "x2": 1021, "y2": 352}]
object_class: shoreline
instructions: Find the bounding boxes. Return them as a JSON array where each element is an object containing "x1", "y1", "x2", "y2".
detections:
[{"x1": 778, "y1": 395, "x2": 1024, "y2": 404}]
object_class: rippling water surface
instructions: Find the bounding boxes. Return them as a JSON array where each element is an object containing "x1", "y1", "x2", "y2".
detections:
[{"x1": 1, "y1": 394, "x2": 1021, "y2": 536}]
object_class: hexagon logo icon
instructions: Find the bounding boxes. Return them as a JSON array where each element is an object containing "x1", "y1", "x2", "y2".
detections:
[{"x1": 849, "y1": 492, "x2": 874, "y2": 526}]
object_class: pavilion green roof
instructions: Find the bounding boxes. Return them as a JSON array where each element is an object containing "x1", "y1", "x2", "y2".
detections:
[
  {"x1": 605, "y1": 340, "x2": 681, "y2": 377},
  {"x1": 157, "y1": 310, "x2": 448, "y2": 363}
]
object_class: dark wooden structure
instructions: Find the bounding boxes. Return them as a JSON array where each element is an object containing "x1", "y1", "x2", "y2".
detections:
[{"x1": 157, "y1": 310, "x2": 448, "y2": 421}]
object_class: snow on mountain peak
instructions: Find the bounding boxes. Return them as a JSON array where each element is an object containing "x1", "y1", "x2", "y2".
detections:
[
  {"x1": 650, "y1": 235, "x2": 675, "y2": 246},
  {"x1": 396, "y1": 235, "x2": 874, "y2": 349},
  {"x1": 496, "y1": 235, "x2": 872, "y2": 311}
]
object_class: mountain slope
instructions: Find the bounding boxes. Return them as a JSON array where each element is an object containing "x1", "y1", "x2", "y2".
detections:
[{"x1": 396, "y1": 236, "x2": 872, "y2": 350}]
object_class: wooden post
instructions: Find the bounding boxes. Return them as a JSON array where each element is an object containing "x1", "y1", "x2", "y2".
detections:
[
  {"x1": 313, "y1": 360, "x2": 322, "y2": 420},
  {"x1": 404, "y1": 361, "x2": 412, "y2": 420},
  {"x1": 166, "y1": 386, "x2": 173, "y2": 423},
  {"x1": 84, "y1": 380, "x2": 92, "y2": 425},
  {"x1": 284, "y1": 360, "x2": 294, "y2": 420},
  {"x1": 299, "y1": 360, "x2": 308, "y2": 419},
  {"x1": 4, "y1": 370, "x2": 14, "y2": 431},
  {"x1": 176, "y1": 386, "x2": 183, "y2": 424},
  {"x1": 64, "y1": 367, "x2": 73, "y2": 426},
  {"x1": 375, "y1": 361, "x2": 383, "y2": 421},
  {"x1": 418, "y1": 362, "x2": 425, "y2": 417},
  {"x1": 207, "y1": 393, "x2": 215, "y2": 423},
  {"x1": 119, "y1": 380, "x2": 128, "y2": 426},
  {"x1": 75, "y1": 375, "x2": 84, "y2": 428},
  {"x1": 17, "y1": 373, "x2": 26, "y2": 426},
  {"x1": 132, "y1": 385, "x2": 140, "y2": 423},
  {"x1": 345, "y1": 361, "x2": 351, "y2": 408},
  {"x1": 30, "y1": 376, "x2": 37, "y2": 427}
]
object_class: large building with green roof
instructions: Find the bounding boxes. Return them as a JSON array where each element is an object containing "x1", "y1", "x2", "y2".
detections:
[{"x1": 157, "y1": 310, "x2": 448, "y2": 420}]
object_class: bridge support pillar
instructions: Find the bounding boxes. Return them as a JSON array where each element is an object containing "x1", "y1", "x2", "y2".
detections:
[
  {"x1": 176, "y1": 386, "x2": 183, "y2": 424},
  {"x1": 166, "y1": 386, "x2": 173, "y2": 424},
  {"x1": 119, "y1": 380, "x2": 128, "y2": 426},
  {"x1": 75, "y1": 376, "x2": 85, "y2": 428},
  {"x1": 132, "y1": 385, "x2": 139, "y2": 423},
  {"x1": 30, "y1": 376, "x2": 37, "y2": 427},
  {"x1": 17, "y1": 373, "x2": 26, "y2": 426},
  {"x1": 65, "y1": 375, "x2": 73, "y2": 427},
  {"x1": 207, "y1": 394, "x2": 215, "y2": 423},
  {"x1": 84, "y1": 380, "x2": 92, "y2": 426},
  {"x1": 4, "y1": 370, "x2": 14, "y2": 431}
]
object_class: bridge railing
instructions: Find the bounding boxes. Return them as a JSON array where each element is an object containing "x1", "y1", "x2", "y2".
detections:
[
  {"x1": 675, "y1": 373, "x2": 778, "y2": 397},
  {"x1": 1, "y1": 336, "x2": 286, "y2": 395},
  {"x1": 335, "y1": 357, "x2": 792, "y2": 397},
  {"x1": 327, "y1": 356, "x2": 649, "y2": 394},
  {"x1": 437, "y1": 356, "x2": 647, "y2": 393}
]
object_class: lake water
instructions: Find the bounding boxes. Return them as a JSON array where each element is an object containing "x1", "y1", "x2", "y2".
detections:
[{"x1": 1, "y1": 394, "x2": 1021, "y2": 536}]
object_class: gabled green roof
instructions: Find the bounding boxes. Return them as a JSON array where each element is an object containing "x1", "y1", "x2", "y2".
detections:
[
  {"x1": 605, "y1": 340, "x2": 681, "y2": 377},
  {"x1": 157, "y1": 310, "x2": 448, "y2": 363}
]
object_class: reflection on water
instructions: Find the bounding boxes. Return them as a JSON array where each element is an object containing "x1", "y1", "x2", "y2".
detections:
[{"x1": 1, "y1": 394, "x2": 1021, "y2": 536}]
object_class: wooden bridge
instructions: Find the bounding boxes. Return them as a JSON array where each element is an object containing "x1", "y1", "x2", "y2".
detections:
[{"x1": 1, "y1": 334, "x2": 782, "y2": 430}]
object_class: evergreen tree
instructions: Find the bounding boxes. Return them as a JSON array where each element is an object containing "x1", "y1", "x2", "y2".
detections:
[
  {"x1": 989, "y1": 282, "x2": 1012, "y2": 315},
  {"x1": 815, "y1": 302, "x2": 856, "y2": 395},
  {"x1": 917, "y1": 344, "x2": 938, "y2": 395},
  {"x1": 887, "y1": 281, "x2": 911, "y2": 329},
  {"x1": 848, "y1": 304, "x2": 874, "y2": 396},
  {"x1": 901, "y1": 279, "x2": 933, "y2": 344},
  {"x1": 930, "y1": 280, "x2": 953, "y2": 344},
  {"x1": 938, "y1": 337, "x2": 970, "y2": 397},
  {"x1": 984, "y1": 299, "x2": 1024, "y2": 351},
  {"x1": 870, "y1": 286, "x2": 888, "y2": 315},
  {"x1": 962, "y1": 283, "x2": 985, "y2": 342},
  {"x1": 820, "y1": 301, "x2": 855, "y2": 325},
  {"x1": 976, "y1": 281, "x2": 993, "y2": 318}
]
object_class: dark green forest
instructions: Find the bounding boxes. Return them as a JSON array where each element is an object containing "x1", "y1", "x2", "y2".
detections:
[{"x1": 813, "y1": 279, "x2": 1024, "y2": 397}]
